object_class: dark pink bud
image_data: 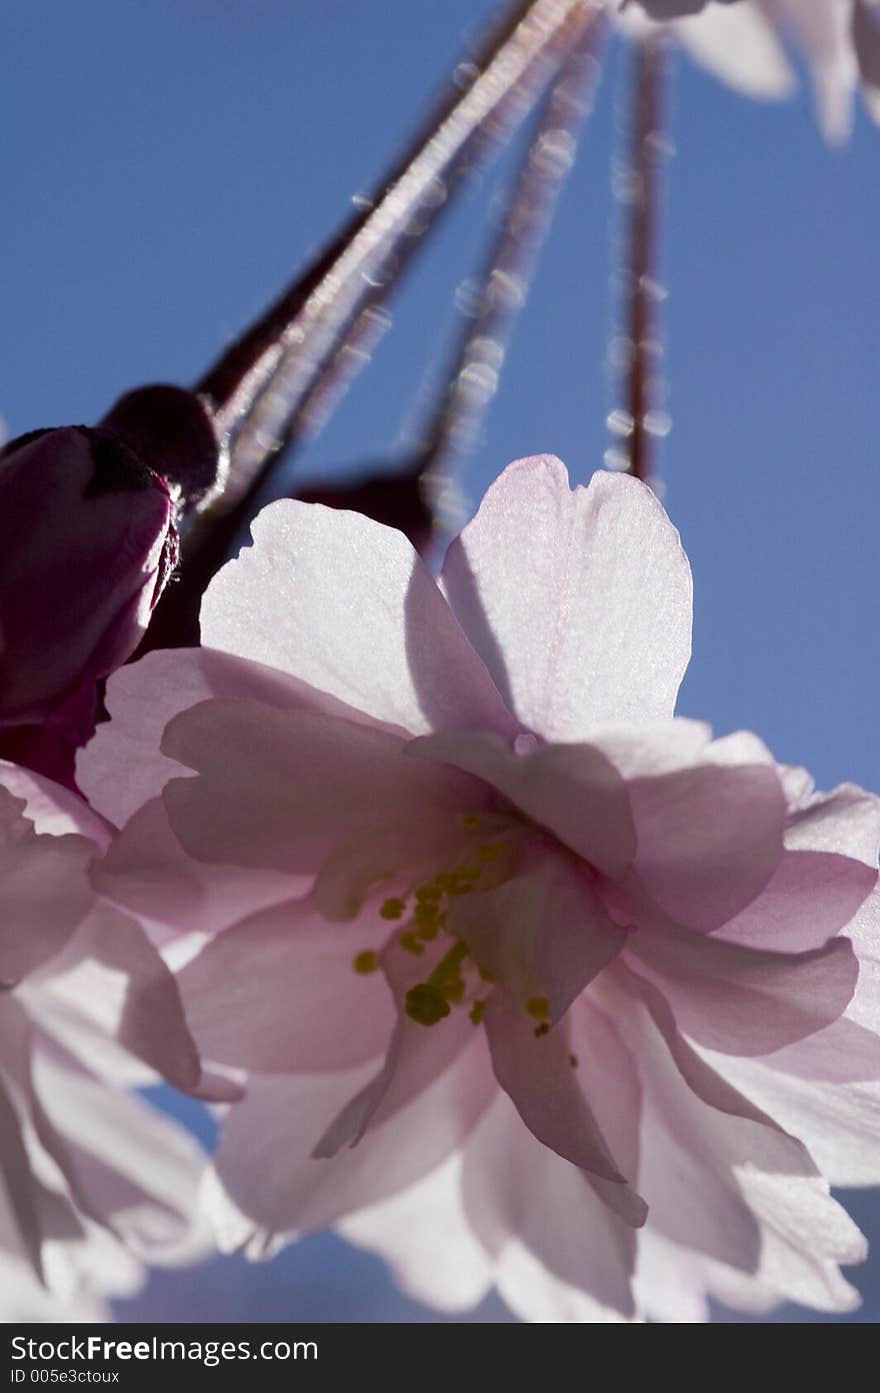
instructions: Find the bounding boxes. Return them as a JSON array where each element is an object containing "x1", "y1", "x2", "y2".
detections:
[
  {"x1": 99, "y1": 384, "x2": 223, "y2": 509},
  {"x1": 0, "y1": 424, "x2": 178, "y2": 725}
]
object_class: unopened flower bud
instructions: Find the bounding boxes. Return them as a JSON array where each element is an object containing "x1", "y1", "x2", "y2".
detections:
[
  {"x1": 99, "y1": 383, "x2": 223, "y2": 509},
  {"x1": 0, "y1": 424, "x2": 178, "y2": 725}
]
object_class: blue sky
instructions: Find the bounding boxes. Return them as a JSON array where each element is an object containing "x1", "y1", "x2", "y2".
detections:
[{"x1": 4, "y1": 0, "x2": 879, "y2": 1323}]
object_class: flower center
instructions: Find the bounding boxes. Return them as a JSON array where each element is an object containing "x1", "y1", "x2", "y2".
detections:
[{"x1": 350, "y1": 813, "x2": 514, "y2": 1028}]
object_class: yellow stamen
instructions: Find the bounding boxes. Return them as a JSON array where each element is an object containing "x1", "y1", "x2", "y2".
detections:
[
  {"x1": 379, "y1": 897, "x2": 406, "y2": 921},
  {"x1": 353, "y1": 950, "x2": 379, "y2": 975},
  {"x1": 415, "y1": 881, "x2": 442, "y2": 904},
  {"x1": 405, "y1": 941, "x2": 470, "y2": 1026},
  {"x1": 446, "y1": 868, "x2": 480, "y2": 896},
  {"x1": 405, "y1": 983, "x2": 451, "y2": 1026},
  {"x1": 469, "y1": 1000, "x2": 486, "y2": 1026},
  {"x1": 429, "y1": 939, "x2": 469, "y2": 990},
  {"x1": 526, "y1": 995, "x2": 549, "y2": 1021},
  {"x1": 399, "y1": 931, "x2": 425, "y2": 956},
  {"x1": 413, "y1": 902, "x2": 444, "y2": 940},
  {"x1": 534, "y1": 1022, "x2": 550, "y2": 1038}
]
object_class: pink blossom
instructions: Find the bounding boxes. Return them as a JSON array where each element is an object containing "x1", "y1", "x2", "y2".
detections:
[
  {"x1": 0, "y1": 758, "x2": 218, "y2": 1317},
  {"x1": 81, "y1": 457, "x2": 880, "y2": 1321}
]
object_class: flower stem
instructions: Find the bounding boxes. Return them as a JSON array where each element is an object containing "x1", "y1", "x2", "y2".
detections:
[
  {"x1": 618, "y1": 35, "x2": 668, "y2": 485},
  {"x1": 197, "y1": 0, "x2": 602, "y2": 516},
  {"x1": 144, "y1": 2, "x2": 600, "y2": 650}
]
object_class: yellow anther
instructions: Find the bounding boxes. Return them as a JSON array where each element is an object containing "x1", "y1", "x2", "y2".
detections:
[
  {"x1": 527, "y1": 996, "x2": 550, "y2": 1021},
  {"x1": 405, "y1": 983, "x2": 451, "y2": 1026},
  {"x1": 413, "y1": 902, "x2": 444, "y2": 940},
  {"x1": 446, "y1": 868, "x2": 480, "y2": 896},
  {"x1": 399, "y1": 931, "x2": 425, "y2": 956},
  {"x1": 379, "y1": 897, "x2": 406, "y2": 921},
  {"x1": 353, "y1": 950, "x2": 379, "y2": 975},
  {"x1": 477, "y1": 842, "x2": 505, "y2": 862},
  {"x1": 458, "y1": 813, "x2": 483, "y2": 829},
  {"x1": 534, "y1": 1022, "x2": 550, "y2": 1038},
  {"x1": 477, "y1": 965, "x2": 495, "y2": 983},
  {"x1": 429, "y1": 939, "x2": 469, "y2": 988},
  {"x1": 415, "y1": 882, "x2": 442, "y2": 904},
  {"x1": 469, "y1": 1000, "x2": 486, "y2": 1026}
]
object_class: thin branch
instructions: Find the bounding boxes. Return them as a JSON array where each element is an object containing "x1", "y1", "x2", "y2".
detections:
[
  {"x1": 198, "y1": 0, "x2": 602, "y2": 516},
  {"x1": 284, "y1": 8, "x2": 580, "y2": 451},
  {"x1": 145, "y1": 1, "x2": 600, "y2": 650},
  {"x1": 291, "y1": 14, "x2": 606, "y2": 558},
  {"x1": 417, "y1": 15, "x2": 607, "y2": 528},
  {"x1": 616, "y1": 35, "x2": 669, "y2": 485},
  {"x1": 195, "y1": 0, "x2": 542, "y2": 419}
]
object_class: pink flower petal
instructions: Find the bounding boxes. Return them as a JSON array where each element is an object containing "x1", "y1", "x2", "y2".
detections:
[
  {"x1": 162, "y1": 700, "x2": 484, "y2": 879},
  {"x1": 338, "y1": 1151, "x2": 494, "y2": 1315},
  {"x1": 718, "y1": 850, "x2": 876, "y2": 952},
  {"x1": 178, "y1": 899, "x2": 395, "y2": 1073},
  {"x1": 449, "y1": 850, "x2": 626, "y2": 1023},
  {"x1": 784, "y1": 782, "x2": 880, "y2": 866},
  {"x1": 410, "y1": 731, "x2": 636, "y2": 879},
  {"x1": 33, "y1": 904, "x2": 203, "y2": 1094},
  {"x1": 0, "y1": 786, "x2": 95, "y2": 986},
  {"x1": 627, "y1": 920, "x2": 858, "y2": 1055},
  {"x1": 624, "y1": 966, "x2": 810, "y2": 1140},
  {"x1": 440, "y1": 458, "x2": 692, "y2": 740},
  {"x1": 603, "y1": 970, "x2": 819, "y2": 1275},
  {"x1": 93, "y1": 796, "x2": 305, "y2": 944},
  {"x1": 758, "y1": 1015, "x2": 880, "y2": 1086},
  {"x1": 0, "y1": 1059, "x2": 43, "y2": 1277},
  {"x1": 313, "y1": 935, "x2": 478, "y2": 1158},
  {"x1": 460, "y1": 1089, "x2": 636, "y2": 1320},
  {"x1": 205, "y1": 1032, "x2": 495, "y2": 1249},
  {"x1": 1, "y1": 759, "x2": 110, "y2": 844},
  {"x1": 26, "y1": 1042, "x2": 209, "y2": 1262},
  {"x1": 625, "y1": 759, "x2": 787, "y2": 932},
  {"x1": 311, "y1": 808, "x2": 489, "y2": 923},
  {"x1": 77, "y1": 646, "x2": 317, "y2": 827},
  {"x1": 707, "y1": 1046, "x2": 880, "y2": 1189},
  {"x1": 585, "y1": 718, "x2": 712, "y2": 779},
  {"x1": 483, "y1": 991, "x2": 647, "y2": 1226},
  {"x1": 201, "y1": 500, "x2": 516, "y2": 738}
]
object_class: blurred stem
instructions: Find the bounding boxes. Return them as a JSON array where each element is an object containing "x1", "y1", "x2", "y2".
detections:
[
  {"x1": 145, "y1": 0, "x2": 600, "y2": 650},
  {"x1": 621, "y1": 35, "x2": 667, "y2": 485},
  {"x1": 292, "y1": 7, "x2": 595, "y2": 449},
  {"x1": 197, "y1": 0, "x2": 601, "y2": 516},
  {"x1": 416, "y1": 15, "x2": 606, "y2": 529}
]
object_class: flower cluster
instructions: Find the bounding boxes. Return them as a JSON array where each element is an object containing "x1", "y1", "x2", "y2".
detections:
[
  {"x1": 2, "y1": 0, "x2": 879, "y2": 1328},
  {"x1": 1, "y1": 456, "x2": 867, "y2": 1321},
  {"x1": 0, "y1": 759, "x2": 217, "y2": 1318}
]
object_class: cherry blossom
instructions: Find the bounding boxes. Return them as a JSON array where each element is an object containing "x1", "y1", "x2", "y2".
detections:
[
  {"x1": 620, "y1": 0, "x2": 880, "y2": 141},
  {"x1": 0, "y1": 759, "x2": 216, "y2": 1318},
  {"x1": 81, "y1": 456, "x2": 880, "y2": 1321}
]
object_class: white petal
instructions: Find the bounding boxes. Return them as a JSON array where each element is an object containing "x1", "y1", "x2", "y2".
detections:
[
  {"x1": 201, "y1": 499, "x2": 515, "y2": 738},
  {"x1": 440, "y1": 459, "x2": 692, "y2": 740}
]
